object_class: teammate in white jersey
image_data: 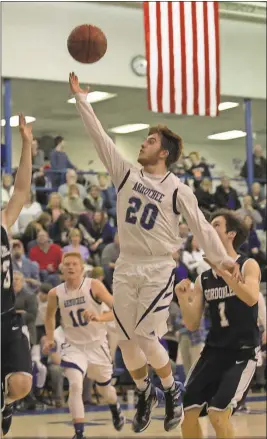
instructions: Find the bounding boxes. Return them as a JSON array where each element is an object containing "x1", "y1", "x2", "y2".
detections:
[
  {"x1": 69, "y1": 72, "x2": 240, "y2": 433},
  {"x1": 44, "y1": 252, "x2": 125, "y2": 439}
]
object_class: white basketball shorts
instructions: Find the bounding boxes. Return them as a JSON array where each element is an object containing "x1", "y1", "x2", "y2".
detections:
[
  {"x1": 112, "y1": 256, "x2": 176, "y2": 341},
  {"x1": 60, "y1": 338, "x2": 113, "y2": 385}
]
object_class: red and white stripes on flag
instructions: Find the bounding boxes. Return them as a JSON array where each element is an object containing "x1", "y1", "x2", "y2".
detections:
[{"x1": 143, "y1": 1, "x2": 220, "y2": 117}]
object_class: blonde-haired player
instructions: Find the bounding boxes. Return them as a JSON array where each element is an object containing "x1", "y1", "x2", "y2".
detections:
[{"x1": 44, "y1": 252, "x2": 125, "y2": 439}]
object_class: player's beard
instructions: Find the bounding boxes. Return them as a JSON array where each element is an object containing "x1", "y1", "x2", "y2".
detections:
[{"x1": 137, "y1": 153, "x2": 159, "y2": 167}]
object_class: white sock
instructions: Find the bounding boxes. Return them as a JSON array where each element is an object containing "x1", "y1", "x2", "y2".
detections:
[
  {"x1": 134, "y1": 375, "x2": 151, "y2": 392},
  {"x1": 160, "y1": 374, "x2": 175, "y2": 390}
]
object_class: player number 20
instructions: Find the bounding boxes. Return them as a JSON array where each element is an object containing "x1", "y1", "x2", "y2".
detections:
[
  {"x1": 218, "y1": 302, "x2": 229, "y2": 327},
  {"x1": 125, "y1": 197, "x2": 159, "y2": 230},
  {"x1": 69, "y1": 309, "x2": 88, "y2": 327}
]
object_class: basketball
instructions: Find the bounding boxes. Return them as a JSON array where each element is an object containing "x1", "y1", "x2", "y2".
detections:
[{"x1": 67, "y1": 24, "x2": 107, "y2": 64}]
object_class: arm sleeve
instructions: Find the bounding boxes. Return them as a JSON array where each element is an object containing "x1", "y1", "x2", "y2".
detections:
[
  {"x1": 75, "y1": 93, "x2": 132, "y2": 188},
  {"x1": 176, "y1": 182, "x2": 234, "y2": 266},
  {"x1": 258, "y1": 292, "x2": 266, "y2": 331}
]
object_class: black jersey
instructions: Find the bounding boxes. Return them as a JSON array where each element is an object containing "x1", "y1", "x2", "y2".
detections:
[
  {"x1": 201, "y1": 255, "x2": 259, "y2": 350},
  {"x1": 1, "y1": 225, "x2": 15, "y2": 315}
]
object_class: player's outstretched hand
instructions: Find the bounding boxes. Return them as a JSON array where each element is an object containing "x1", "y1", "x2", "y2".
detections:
[
  {"x1": 69, "y1": 72, "x2": 90, "y2": 95},
  {"x1": 19, "y1": 113, "x2": 33, "y2": 144},
  {"x1": 175, "y1": 279, "x2": 191, "y2": 298},
  {"x1": 204, "y1": 258, "x2": 243, "y2": 283}
]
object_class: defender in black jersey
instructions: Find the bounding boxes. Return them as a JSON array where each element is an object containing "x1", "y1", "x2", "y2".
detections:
[
  {"x1": 1, "y1": 114, "x2": 33, "y2": 436},
  {"x1": 175, "y1": 210, "x2": 261, "y2": 439}
]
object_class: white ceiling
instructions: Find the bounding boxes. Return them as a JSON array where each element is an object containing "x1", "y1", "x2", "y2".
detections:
[{"x1": 3, "y1": 78, "x2": 266, "y2": 148}]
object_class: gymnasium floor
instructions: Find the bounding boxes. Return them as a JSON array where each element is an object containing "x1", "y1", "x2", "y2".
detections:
[{"x1": 6, "y1": 393, "x2": 266, "y2": 438}]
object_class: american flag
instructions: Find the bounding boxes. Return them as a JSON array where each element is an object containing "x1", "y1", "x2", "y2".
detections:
[{"x1": 143, "y1": 1, "x2": 220, "y2": 117}]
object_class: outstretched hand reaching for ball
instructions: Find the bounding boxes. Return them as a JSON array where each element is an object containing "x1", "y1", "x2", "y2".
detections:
[{"x1": 69, "y1": 72, "x2": 90, "y2": 95}]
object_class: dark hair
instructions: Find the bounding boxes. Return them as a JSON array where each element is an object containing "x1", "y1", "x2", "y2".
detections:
[
  {"x1": 39, "y1": 283, "x2": 53, "y2": 294},
  {"x1": 209, "y1": 209, "x2": 249, "y2": 250},
  {"x1": 55, "y1": 136, "x2": 64, "y2": 147},
  {"x1": 184, "y1": 235, "x2": 195, "y2": 253},
  {"x1": 148, "y1": 125, "x2": 183, "y2": 168}
]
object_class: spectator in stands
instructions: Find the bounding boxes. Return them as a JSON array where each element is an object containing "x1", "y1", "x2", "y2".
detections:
[
  {"x1": 58, "y1": 169, "x2": 86, "y2": 200},
  {"x1": 40, "y1": 333, "x2": 65, "y2": 408},
  {"x1": 237, "y1": 194, "x2": 263, "y2": 226},
  {"x1": 84, "y1": 184, "x2": 103, "y2": 214},
  {"x1": 16, "y1": 191, "x2": 43, "y2": 234},
  {"x1": 37, "y1": 212, "x2": 52, "y2": 232},
  {"x1": 240, "y1": 144, "x2": 267, "y2": 183},
  {"x1": 45, "y1": 192, "x2": 66, "y2": 223},
  {"x1": 214, "y1": 176, "x2": 241, "y2": 210},
  {"x1": 86, "y1": 211, "x2": 115, "y2": 264},
  {"x1": 186, "y1": 151, "x2": 211, "y2": 188},
  {"x1": 14, "y1": 271, "x2": 38, "y2": 345},
  {"x1": 91, "y1": 266, "x2": 110, "y2": 291},
  {"x1": 250, "y1": 182, "x2": 266, "y2": 228},
  {"x1": 21, "y1": 220, "x2": 44, "y2": 254},
  {"x1": 174, "y1": 305, "x2": 206, "y2": 376},
  {"x1": 172, "y1": 249, "x2": 189, "y2": 285},
  {"x1": 195, "y1": 178, "x2": 216, "y2": 212},
  {"x1": 240, "y1": 215, "x2": 266, "y2": 280},
  {"x1": 50, "y1": 136, "x2": 75, "y2": 188},
  {"x1": 29, "y1": 229, "x2": 62, "y2": 286},
  {"x1": 35, "y1": 283, "x2": 51, "y2": 343},
  {"x1": 31, "y1": 137, "x2": 44, "y2": 171},
  {"x1": 63, "y1": 228, "x2": 89, "y2": 261},
  {"x1": 49, "y1": 213, "x2": 73, "y2": 247},
  {"x1": 12, "y1": 239, "x2": 40, "y2": 294},
  {"x1": 98, "y1": 174, "x2": 117, "y2": 224},
  {"x1": 182, "y1": 236, "x2": 210, "y2": 280},
  {"x1": 101, "y1": 232, "x2": 120, "y2": 292},
  {"x1": 33, "y1": 168, "x2": 50, "y2": 207},
  {"x1": 62, "y1": 184, "x2": 85, "y2": 215},
  {"x1": 179, "y1": 222, "x2": 190, "y2": 240},
  {"x1": 1, "y1": 173, "x2": 14, "y2": 207}
]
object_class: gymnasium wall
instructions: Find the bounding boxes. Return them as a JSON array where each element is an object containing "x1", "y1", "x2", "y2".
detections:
[
  {"x1": 10, "y1": 130, "x2": 246, "y2": 178},
  {"x1": 2, "y1": 2, "x2": 266, "y2": 99}
]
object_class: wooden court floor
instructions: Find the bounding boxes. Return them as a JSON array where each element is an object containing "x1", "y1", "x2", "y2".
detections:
[{"x1": 5, "y1": 393, "x2": 266, "y2": 438}]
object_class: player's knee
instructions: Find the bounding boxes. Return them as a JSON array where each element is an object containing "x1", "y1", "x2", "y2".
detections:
[
  {"x1": 183, "y1": 407, "x2": 202, "y2": 425},
  {"x1": 96, "y1": 384, "x2": 117, "y2": 404},
  {"x1": 208, "y1": 408, "x2": 230, "y2": 430},
  {"x1": 69, "y1": 380, "x2": 83, "y2": 396},
  {"x1": 136, "y1": 335, "x2": 169, "y2": 367},
  {"x1": 8, "y1": 374, "x2": 32, "y2": 400}
]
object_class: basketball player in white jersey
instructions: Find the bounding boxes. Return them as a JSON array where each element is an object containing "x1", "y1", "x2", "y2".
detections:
[
  {"x1": 69, "y1": 72, "x2": 240, "y2": 433},
  {"x1": 44, "y1": 252, "x2": 125, "y2": 439}
]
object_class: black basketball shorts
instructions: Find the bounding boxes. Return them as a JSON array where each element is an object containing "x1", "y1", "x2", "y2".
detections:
[
  {"x1": 1, "y1": 313, "x2": 32, "y2": 392},
  {"x1": 183, "y1": 344, "x2": 259, "y2": 416}
]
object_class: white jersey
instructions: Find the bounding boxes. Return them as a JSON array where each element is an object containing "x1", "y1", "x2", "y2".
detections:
[
  {"x1": 56, "y1": 278, "x2": 107, "y2": 346},
  {"x1": 76, "y1": 94, "x2": 234, "y2": 265}
]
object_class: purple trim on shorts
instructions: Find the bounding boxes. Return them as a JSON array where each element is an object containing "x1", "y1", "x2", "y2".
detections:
[{"x1": 60, "y1": 360, "x2": 84, "y2": 375}]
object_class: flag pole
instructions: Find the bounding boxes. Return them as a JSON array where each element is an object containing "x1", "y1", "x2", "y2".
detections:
[{"x1": 244, "y1": 98, "x2": 254, "y2": 189}]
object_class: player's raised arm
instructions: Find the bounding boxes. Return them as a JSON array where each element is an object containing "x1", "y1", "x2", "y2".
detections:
[
  {"x1": 175, "y1": 277, "x2": 204, "y2": 331},
  {"x1": 69, "y1": 72, "x2": 132, "y2": 188},
  {"x1": 176, "y1": 182, "x2": 235, "y2": 269},
  {"x1": 2, "y1": 114, "x2": 32, "y2": 229}
]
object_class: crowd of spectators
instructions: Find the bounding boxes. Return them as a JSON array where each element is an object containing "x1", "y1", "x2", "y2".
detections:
[{"x1": 1, "y1": 136, "x2": 266, "y2": 409}]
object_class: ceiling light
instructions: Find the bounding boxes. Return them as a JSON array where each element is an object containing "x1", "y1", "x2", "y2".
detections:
[
  {"x1": 218, "y1": 102, "x2": 239, "y2": 111},
  {"x1": 1, "y1": 116, "x2": 36, "y2": 127},
  {"x1": 68, "y1": 91, "x2": 117, "y2": 104},
  {"x1": 109, "y1": 124, "x2": 150, "y2": 134},
  {"x1": 208, "y1": 130, "x2": 247, "y2": 140}
]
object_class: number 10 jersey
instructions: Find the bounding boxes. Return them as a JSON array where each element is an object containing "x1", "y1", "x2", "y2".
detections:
[{"x1": 56, "y1": 278, "x2": 108, "y2": 347}]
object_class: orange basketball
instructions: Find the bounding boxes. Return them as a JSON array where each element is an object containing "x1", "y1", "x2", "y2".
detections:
[{"x1": 67, "y1": 24, "x2": 107, "y2": 64}]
